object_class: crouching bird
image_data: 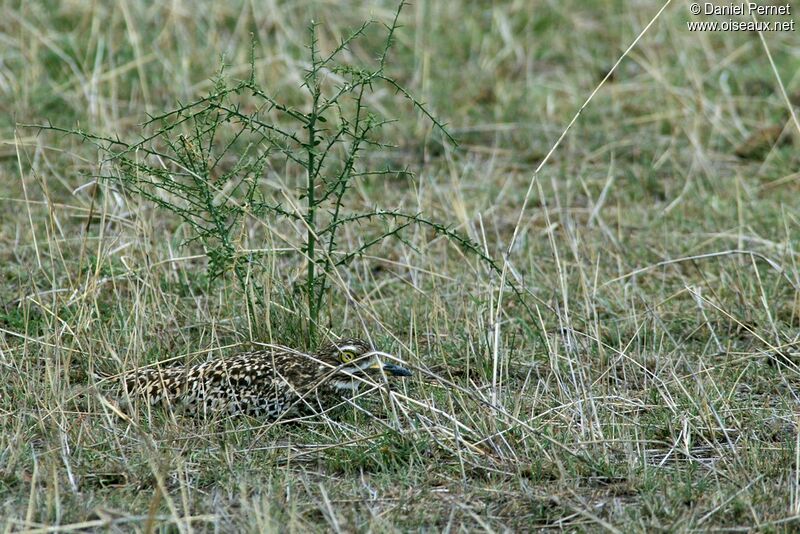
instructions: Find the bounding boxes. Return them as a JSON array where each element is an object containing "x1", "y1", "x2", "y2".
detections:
[{"x1": 118, "y1": 338, "x2": 412, "y2": 420}]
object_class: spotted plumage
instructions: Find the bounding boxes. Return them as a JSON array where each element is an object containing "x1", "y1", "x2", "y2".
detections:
[{"x1": 119, "y1": 339, "x2": 411, "y2": 420}]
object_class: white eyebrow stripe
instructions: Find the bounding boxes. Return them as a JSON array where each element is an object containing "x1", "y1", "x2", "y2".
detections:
[{"x1": 337, "y1": 345, "x2": 361, "y2": 353}]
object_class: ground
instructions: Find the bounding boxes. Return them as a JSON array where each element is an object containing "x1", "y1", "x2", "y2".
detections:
[{"x1": 2, "y1": 0, "x2": 800, "y2": 531}]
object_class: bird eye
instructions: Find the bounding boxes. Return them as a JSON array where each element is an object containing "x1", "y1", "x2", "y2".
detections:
[{"x1": 340, "y1": 350, "x2": 356, "y2": 363}]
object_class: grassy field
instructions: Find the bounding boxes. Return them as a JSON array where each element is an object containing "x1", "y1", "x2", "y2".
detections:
[{"x1": 2, "y1": 0, "x2": 800, "y2": 531}]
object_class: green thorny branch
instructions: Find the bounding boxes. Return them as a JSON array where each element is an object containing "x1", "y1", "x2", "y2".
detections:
[{"x1": 31, "y1": 0, "x2": 544, "y2": 345}]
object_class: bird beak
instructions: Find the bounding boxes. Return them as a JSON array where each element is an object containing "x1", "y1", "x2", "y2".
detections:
[
  {"x1": 364, "y1": 350, "x2": 412, "y2": 377},
  {"x1": 382, "y1": 363, "x2": 412, "y2": 377}
]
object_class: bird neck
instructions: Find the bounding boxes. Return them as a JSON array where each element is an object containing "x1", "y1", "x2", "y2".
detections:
[{"x1": 330, "y1": 377, "x2": 361, "y2": 395}]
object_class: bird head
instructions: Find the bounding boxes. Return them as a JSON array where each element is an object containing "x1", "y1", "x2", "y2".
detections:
[{"x1": 316, "y1": 338, "x2": 412, "y2": 393}]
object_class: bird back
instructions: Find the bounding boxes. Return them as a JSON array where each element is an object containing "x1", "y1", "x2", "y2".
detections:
[{"x1": 119, "y1": 351, "x2": 322, "y2": 418}]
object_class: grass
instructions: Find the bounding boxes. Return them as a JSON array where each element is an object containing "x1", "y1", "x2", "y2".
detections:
[{"x1": 2, "y1": 0, "x2": 800, "y2": 531}]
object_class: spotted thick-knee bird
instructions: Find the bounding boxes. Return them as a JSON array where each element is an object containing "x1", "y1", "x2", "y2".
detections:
[{"x1": 118, "y1": 339, "x2": 412, "y2": 420}]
